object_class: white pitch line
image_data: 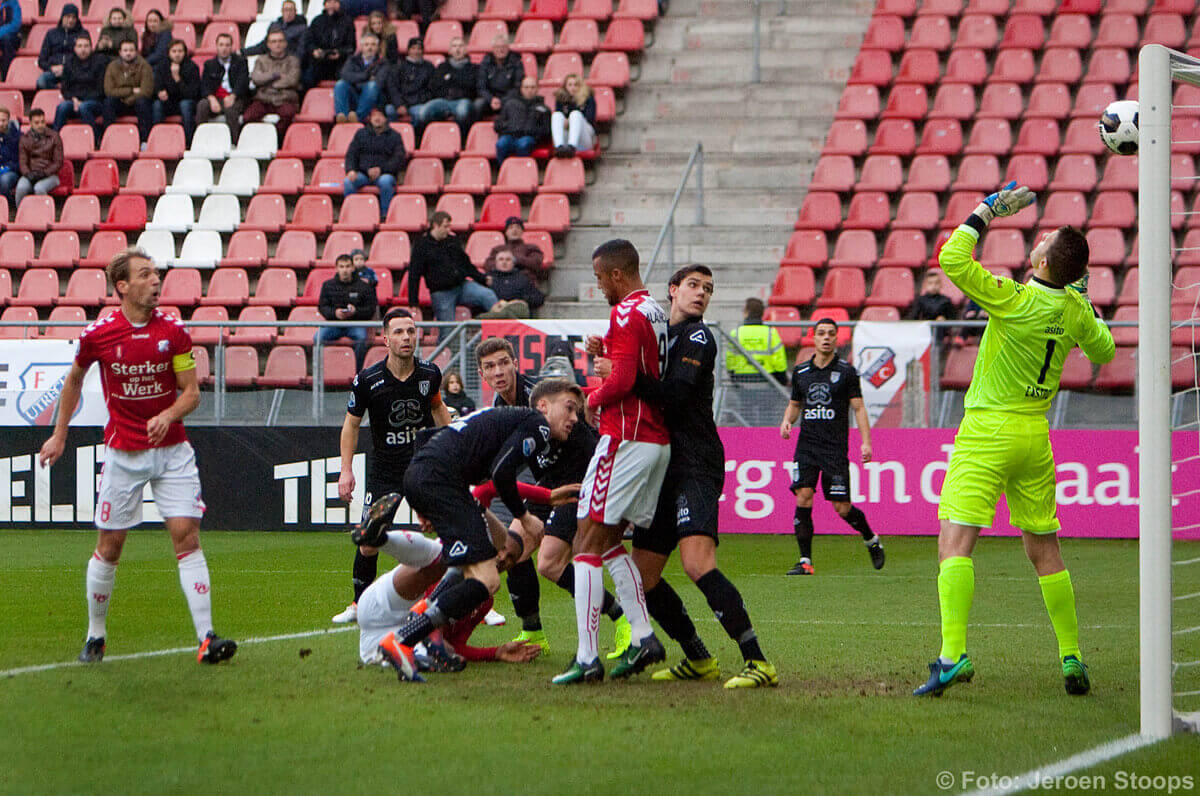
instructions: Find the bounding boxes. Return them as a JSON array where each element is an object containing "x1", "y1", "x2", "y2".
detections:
[
  {"x1": 0, "y1": 626, "x2": 354, "y2": 678},
  {"x1": 963, "y1": 734, "x2": 1165, "y2": 796}
]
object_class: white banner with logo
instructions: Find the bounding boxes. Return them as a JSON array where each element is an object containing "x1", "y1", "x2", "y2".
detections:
[
  {"x1": 0, "y1": 341, "x2": 107, "y2": 426},
  {"x1": 851, "y1": 321, "x2": 932, "y2": 426}
]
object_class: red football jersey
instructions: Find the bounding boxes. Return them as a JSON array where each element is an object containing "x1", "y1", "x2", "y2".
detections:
[
  {"x1": 75, "y1": 308, "x2": 196, "y2": 451},
  {"x1": 586, "y1": 289, "x2": 670, "y2": 444}
]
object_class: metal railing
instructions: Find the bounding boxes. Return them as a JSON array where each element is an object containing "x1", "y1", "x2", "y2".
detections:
[
  {"x1": 750, "y1": 0, "x2": 786, "y2": 84},
  {"x1": 642, "y1": 141, "x2": 705, "y2": 284}
]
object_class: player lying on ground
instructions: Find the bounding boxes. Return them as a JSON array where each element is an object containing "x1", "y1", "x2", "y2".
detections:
[
  {"x1": 476, "y1": 337, "x2": 632, "y2": 656},
  {"x1": 779, "y1": 318, "x2": 884, "y2": 575},
  {"x1": 597, "y1": 265, "x2": 778, "y2": 688},
  {"x1": 354, "y1": 379, "x2": 583, "y2": 681},
  {"x1": 333, "y1": 308, "x2": 451, "y2": 626},
  {"x1": 914, "y1": 182, "x2": 1115, "y2": 697},
  {"x1": 38, "y1": 247, "x2": 235, "y2": 665}
]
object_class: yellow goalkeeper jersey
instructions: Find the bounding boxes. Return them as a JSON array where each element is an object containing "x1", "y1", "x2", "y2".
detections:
[{"x1": 939, "y1": 224, "x2": 1116, "y2": 416}]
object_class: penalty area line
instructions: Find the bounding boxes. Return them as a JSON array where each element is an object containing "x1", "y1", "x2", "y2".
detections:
[
  {"x1": 1, "y1": 626, "x2": 355, "y2": 678},
  {"x1": 962, "y1": 733, "x2": 1165, "y2": 796}
]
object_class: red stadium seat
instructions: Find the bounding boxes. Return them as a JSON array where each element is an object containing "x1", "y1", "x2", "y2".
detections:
[
  {"x1": 221, "y1": 346, "x2": 259, "y2": 388},
  {"x1": 215, "y1": 0, "x2": 257, "y2": 23},
  {"x1": 878, "y1": 229, "x2": 928, "y2": 268},
  {"x1": 44, "y1": 306, "x2": 87, "y2": 339},
  {"x1": 977, "y1": 83, "x2": 1024, "y2": 120},
  {"x1": 893, "y1": 192, "x2": 939, "y2": 229},
  {"x1": 878, "y1": 0, "x2": 917, "y2": 13},
  {"x1": 76, "y1": 158, "x2": 120, "y2": 195},
  {"x1": 467, "y1": 19, "x2": 510, "y2": 54},
  {"x1": 944, "y1": 48, "x2": 988, "y2": 84},
  {"x1": 828, "y1": 230, "x2": 877, "y2": 268},
  {"x1": 1013, "y1": 0, "x2": 1058, "y2": 12},
  {"x1": 277, "y1": 123, "x2": 322, "y2": 160},
  {"x1": 528, "y1": 0, "x2": 569, "y2": 19},
  {"x1": 1035, "y1": 191, "x2": 1087, "y2": 229},
  {"x1": 317, "y1": 231, "x2": 365, "y2": 266},
  {"x1": 940, "y1": 346, "x2": 978, "y2": 389},
  {"x1": 1094, "y1": 347, "x2": 1136, "y2": 391},
  {"x1": 122, "y1": 158, "x2": 167, "y2": 196},
  {"x1": 302, "y1": 159, "x2": 345, "y2": 196},
  {"x1": 1082, "y1": 230, "x2": 1126, "y2": 271},
  {"x1": 480, "y1": 0, "x2": 523, "y2": 20},
  {"x1": 466, "y1": 231, "x2": 504, "y2": 266},
  {"x1": 242, "y1": 194, "x2": 287, "y2": 233},
  {"x1": 823, "y1": 120, "x2": 869, "y2": 156},
  {"x1": 1095, "y1": 14, "x2": 1140, "y2": 49},
  {"x1": 296, "y1": 270, "x2": 333, "y2": 308},
  {"x1": 229, "y1": 306, "x2": 277, "y2": 345},
  {"x1": 97, "y1": 194, "x2": 147, "y2": 231},
  {"x1": 1048, "y1": 154, "x2": 1098, "y2": 192},
  {"x1": 249, "y1": 268, "x2": 298, "y2": 308},
  {"x1": 295, "y1": 88, "x2": 334, "y2": 124},
  {"x1": 11, "y1": 269, "x2": 59, "y2": 307},
  {"x1": 601, "y1": 18, "x2": 644, "y2": 51},
  {"x1": 835, "y1": 84, "x2": 881, "y2": 120},
  {"x1": 848, "y1": 49, "x2": 893, "y2": 86},
  {"x1": 940, "y1": 191, "x2": 985, "y2": 230},
  {"x1": 1047, "y1": 14, "x2": 1095, "y2": 49},
  {"x1": 916, "y1": 119, "x2": 963, "y2": 154},
  {"x1": 38, "y1": 231, "x2": 81, "y2": 269},
  {"x1": 333, "y1": 195, "x2": 381, "y2": 232},
  {"x1": 781, "y1": 230, "x2": 828, "y2": 268},
  {"x1": 267, "y1": 230, "x2": 317, "y2": 269},
  {"x1": 512, "y1": 18, "x2": 554, "y2": 53},
  {"x1": 221, "y1": 230, "x2": 268, "y2": 268},
  {"x1": 542, "y1": 157, "x2": 585, "y2": 194},
  {"x1": 909, "y1": 15, "x2": 952, "y2": 50},
  {"x1": 588, "y1": 51, "x2": 630, "y2": 88},
  {"x1": 428, "y1": 193, "x2": 472, "y2": 232},
  {"x1": 52, "y1": 195, "x2": 100, "y2": 232},
  {"x1": 928, "y1": 83, "x2": 976, "y2": 119},
  {"x1": 975, "y1": 228, "x2": 1027, "y2": 269},
  {"x1": 495, "y1": 156, "x2": 540, "y2": 193},
  {"x1": 289, "y1": 194, "x2": 333, "y2": 233},
  {"x1": 80, "y1": 231, "x2": 127, "y2": 268},
  {"x1": 1000, "y1": 14, "x2": 1045, "y2": 49},
  {"x1": 313, "y1": 346, "x2": 357, "y2": 387},
  {"x1": 571, "y1": 0, "x2": 612, "y2": 19},
  {"x1": 278, "y1": 306, "x2": 323, "y2": 346},
  {"x1": 1056, "y1": 348, "x2": 1094, "y2": 390},
  {"x1": 476, "y1": 192, "x2": 521, "y2": 230},
  {"x1": 768, "y1": 268, "x2": 815, "y2": 308},
  {"x1": 1033, "y1": 49, "x2": 1083, "y2": 87},
  {"x1": 462, "y1": 122, "x2": 500, "y2": 159},
  {"x1": 1118, "y1": 268, "x2": 1139, "y2": 306},
  {"x1": 882, "y1": 84, "x2": 928, "y2": 119},
  {"x1": 381, "y1": 195, "x2": 429, "y2": 232},
  {"x1": 257, "y1": 346, "x2": 308, "y2": 387},
  {"x1": 0, "y1": 89, "x2": 25, "y2": 120},
  {"x1": 1085, "y1": 264, "x2": 1117, "y2": 308},
  {"x1": 416, "y1": 123, "x2": 462, "y2": 159},
  {"x1": 1012, "y1": 119, "x2": 1060, "y2": 156},
  {"x1": 1171, "y1": 118, "x2": 1200, "y2": 154},
  {"x1": 763, "y1": 306, "x2": 805, "y2": 347},
  {"x1": 10, "y1": 196, "x2": 55, "y2": 232},
  {"x1": 857, "y1": 155, "x2": 902, "y2": 192},
  {"x1": 1071, "y1": 83, "x2": 1117, "y2": 119},
  {"x1": 844, "y1": 192, "x2": 890, "y2": 230},
  {"x1": 447, "y1": 156, "x2": 492, "y2": 194},
  {"x1": 956, "y1": 14, "x2": 999, "y2": 49},
  {"x1": 992, "y1": 48, "x2": 1036, "y2": 83},
  {"x1": 1025, "y1": 82, "x2": 1071, "y2": 120},
  {"x1": 196, "y1": 21, "x2": 240, "y2": 55},
  {"x1": 1084, "y1": 47, "x2": 1132, "y2": 84},
  {"x1": 816, "y1": 268, "x2": 866, "y2": 309},
  {"x1": 1090, "y1": 191, "x2": 1136, "y2": 228},
  {"x1": 964, "y1": 118, "x2": 1012, "y2": 155},
  {"x1": 539, "y1": 50, "x2": 585, "y2": 86},
  {"x1": 5, "y1": 56, "x2": 41, "y2": 91},
  {"x1": 952, "y1": 154, "x2": 1001, "y2": 190},
  {"x1": 138, "y1": 123, "x2": 186, "y2": 161},
  {"x1": 262, "y1": 158, "x2": 305, "y2": 194},
  {"x1": 0, "y1": 306, "x2": 37, "y2": 339},
  {"x1": 201, "y1": 268, "x2": 249, "y2": 307},
  {"x1": 905, "y1": 154, "x2": 951, "y2": 191},
  {"x1": 1145, "y1": 13, "x2": 1186, "y2": 48},
  {"x1": 59, "y1": 125, "x2": 95, "y2": 161},
  {"x1": 894, "y1": 49, "x2": 939, "y2": 84},
  {"x1": 526, "y1": 193, "x2": 569, "y2": 233},
  {"x1": 91, "y1": 124, "x2": 139, "y2": 160},
  {"x1": 868, "y1": 119, "x2": 915, "y2": 155},
  {"x1": 794, "y1": 192, "x2": 842, "y2": 230},
  {"x1": 863, "y1": 14, "x2": 906, "y2": 51},
  {"x1": 1004, "y1": 154, "x2": 1049, "y2": 191},
  {"x1": 1060, "y1": 117, "x2": 1107, "y2": 155},
  {"x1": 808, "y1": 155, "x2": 855, "y2": 192},
  {"x1": 865, "y1": 268, "x2": 915, "y2": 308}
]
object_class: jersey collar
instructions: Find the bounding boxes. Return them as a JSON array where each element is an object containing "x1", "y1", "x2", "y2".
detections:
[{"x1": 1028, "y1": 275, "x2": 1065, "y2": 295}]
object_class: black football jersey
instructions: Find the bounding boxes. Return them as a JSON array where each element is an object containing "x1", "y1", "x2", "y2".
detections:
[
  {"x1": 492, "y1": 373, "x2": 538, "y2": 408},
  {"x1": 789, "y1": 356, "x2": 862, "y2": 456},
  {"x1": 347, "y1": 358, "x2": 443, "y2": 474}
]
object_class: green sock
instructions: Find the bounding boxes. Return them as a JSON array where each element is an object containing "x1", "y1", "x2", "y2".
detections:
[
  {"x1": 1039, "y1": 569, "x2": 1081, "y2": 659},
  {"x1": 938, "y1": 556, "x2": 975, "y2": 661}
]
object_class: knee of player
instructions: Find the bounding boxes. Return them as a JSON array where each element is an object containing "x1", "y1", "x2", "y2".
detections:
[
  {"x1": 682, "y1": 559, "x2": 714, "y2": 584},
  {"x1": 832, "y1": 501, "x2": 852, "y2": 517},
  {"x1": 470, "y1": 563, "x2": 502, "y2": 595},
  {"x1": 793, "y1": 491, "x2": 814, "y2": 509},
  {"x1": 535, "y1": 554, "x2": 560, "y2": 580}
]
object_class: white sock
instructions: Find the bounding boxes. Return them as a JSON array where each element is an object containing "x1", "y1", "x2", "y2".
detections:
[
  {"x1": 86, "y1": 553, "x2": 116, "y2": 640},
  {"x1": 380, "y1": 531, "x2": 443, "y2": 568},
  {"x1": 177, "y1": 549, "x2": 213, "y2": 642},
  {"x1": 602, "y1": 544, "x2": 652, "y2": 643},
  {"x1": 573, "y1": 555, "x2": 603, "y2": 664},
  {"x1": 864, "y1": 535, "x2": 880, "y2": 546}
]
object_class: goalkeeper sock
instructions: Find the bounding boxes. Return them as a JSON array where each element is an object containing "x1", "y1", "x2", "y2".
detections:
[
  {"x1": 352, "y1": 548, "x2": 378, "y2": 603},
  {"x1": 506, "y1": 557, "x2": 542, "y2": 632},
  {"x1": 1039, "y1": 569, "x2": 1081, "y2": 660},
  {"x1": 85, "y1": 552, "x2": 116, "y2": 639},
  {"x1": 937, "y1": 556, "x2": 975, "y2": 662},
  {"x1": 793, "y1": 506, "x2": 814, "y2": 560},
  {"x1": 556, "y1": 567, "x2": 624, "y2": 620},
  {"x1": 644, "y1": 579, "x2": 707, "y2": 660},
  {"x1": 842, "y1": 506, "x2": 875, "y2": 541}
]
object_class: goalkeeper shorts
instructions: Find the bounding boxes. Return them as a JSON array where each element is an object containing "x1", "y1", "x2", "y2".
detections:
[{"x1": 937, "y1": 410, "x2": 1060, "y2": 534}]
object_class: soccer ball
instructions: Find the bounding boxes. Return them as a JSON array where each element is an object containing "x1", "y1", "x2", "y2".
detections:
[{"x1": 1098, "y1": 100, "x2": 1139, "y2": 155}]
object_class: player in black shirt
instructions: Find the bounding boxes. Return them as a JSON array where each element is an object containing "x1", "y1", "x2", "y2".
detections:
[
  {"x1": 617, "y1": 265, "x2": 776, "y2": 688},
  {"x1": 332, "y1": 308, "x2": 452, "y2": 624},
  {"x1": 780, "y1": 317, "x2": 884, "y2": 575},
  {"x1": 475, "y1": 337, "x2": 631, "y2": 656},
  {"x1": 369, "y1": 380, "x2": 584, "y2": 681}
]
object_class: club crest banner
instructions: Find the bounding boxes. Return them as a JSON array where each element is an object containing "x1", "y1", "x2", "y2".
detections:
[{"x1": 0, "y1": 341, "x2": 106, "y2": 427}]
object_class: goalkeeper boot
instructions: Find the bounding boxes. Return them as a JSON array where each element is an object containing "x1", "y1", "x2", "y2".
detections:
[
  {"x1": 652, "y1": 657, "x2": 720, "y2": 682},
  {"x1": 511, "y1": 628, "x2": 549, "y2": 652},
  {"x1": 913, "y1": 654, "x2": 974, "y2": 697},
  {"x1": 606, "y1": 615, "x2": 632, "y2": 660},
  {"x1": 351, "y1": 493, "x2": 403, "y2": 547},
  {"x1": 610, "y1": 633, "x2": 666, "y2": 679},
  {"x1": 197, "y1": 631, "x2": 237, "y2": 664},
  {"x1": 866, "y1": 540, "x2": 886, "y2": 571},
  {"x1": 378, "y1": 632, "x2": 424, "y2": 683},
  {"x1": 78, "y1": 636, "x2": 105, "y2": 663},
  {"x1": 1062, "y1": 655, "x2": 1091, "y2": 696},
  {"x1": 724, "y1": 660, "x2": 779, "y2": 689},
  {"x1": 551, "y1": 658, "x2": 604, "y2": 685},
  {"x1": 331, "y1": 602, "x2": 357, "y2": 624},
  {"x1": 786, "y1": 559, "x2": 814, "y2": 576}
]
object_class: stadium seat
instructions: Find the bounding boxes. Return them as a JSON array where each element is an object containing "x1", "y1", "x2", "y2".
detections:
[
  {"x1": 1072, "y1": 83, "x2": 1116, "y2": 120},
  {"x1": 991, "y1": 48, "x2": 1036, "y2": 83},
  {"x1": 277, "y1": 306, "x2": 323, "y2": 346},
  {"x1": 894, "y1": 50, "x2": 939, "y2": 85},
  {"x1": 794, "y1": 192, "x2": 842, "y2": 231},
  {"x1": 316, "y1": 231, "x2": 365, "y2": 267},
  {"x1": 865, "y1": 268, "x2": 915, "y2": 309},
  {"x1": 762, "y1": 306, "x2": 804, "y2": 347},
  {"x1": 600, "y1": 18, "x2": 644, "y2": 51},
  {"x1": 822, "y1": 120, "x2": 869, "y2": 156},
  {"x1": 465, "y1": 231, "x2": 504, "y2": 266},
  {"x1": 808, "y1": 155, "x2": 855, "y2": 192},
  {"x1": 835, "y1": 84, "x2": 881, "y2": 120},
  {"x1": 60, "y1": 270, "x2": 107, "y2": 308},
  {"x1": 540, "y1": 51, "x2": 585, "y2": 87},
  {"x1": 940, "y1": 346, "x2": 978, "y2": 389},
  {"x1": 229, "y1": 306, "x2": 278, "y2": 345},
  {"x1": 893, "y1": 192, "x2": 939, "y2": 229},
  {"x1": 424, "y1": 20, "x2": 464, "y2": 53},
  {"x1": 843, "y1": 192, "x2": 890, "y2": 230},
  {"x1": 1032, "y1": 191, "x2": 1087, "y2": 230},
  {"x1": 1117, "y1": 267, "x2": 1139, "y2": 306},
  {"x1": 1025, "y1": 82, "x2": 1071, "y2": 120},
  {"x1": 121, "y1": 158, "x2": 167, "y2": 196},
  {"x1": 312, "y1": 346, "x2": 357, "y2": 387},
  {"x1": 512, "y1": 18, "x2": 554, "y2": 53},
  {"x1": 379, "y1": 195, "x2": 429, "y2": 233},
  {"x1": 868, "y1": 119, "x2": 916, "y2": 155},
  {"x1": 202, "y1": 268, "x2": 249, "y2": 307},
  {"x1": 781, "y1": 230, "x2": 828, "y2": 267},
  {"x1": 395, "y1": 157, "x2": 445, "y2": 194},
  {"x1": 1012, "y1": 119, "x2": 1061, "y2": 156},
  {"x1": 92, "y1": 124, "x2": 139, "y2": 160},
  {"x1": 193, "y1": 194, "x2": 241, "y2": 233},
  {"x1": 134, "y1": 231, "x2": 175, "y2": 265},
  {"x1": 59, "y1": 125, "x2": 95, "y2": 162},
  {"x1": 257, "y1": 346, "x2": 308, "y2": 387},
  {"x1": 295, "y1": 88, "x2": 335, "y2": 124},
  {"x1": 0, "y1": 306, "x2": 37, "y2": 339},
  {"x1": 1057, "y1": 348, "x2": 1094, "y2": 390},
  {"x1": 878, "y1": 229, "x2": 928, "y2": 268},
  {"x1": 1047, "y1": 154, "x2": 1099, "y2": 193},
  {"x1": 956, "y1": 14, "x2": 1000, "y2": 49},
  {"x1": 462, "y1": 123, "x2": 500, "y2": 160},
  {"x1": 1086, "y1": 263, "x2": 1118, "y2": 307},
  {"x1": 166, "y1": 158, "x2": 215, "y2": 196},
  {"x1": 52, "y1": 195, "x2": 100, "y2": 232},
  {"x1": 261, "y1": 158, "x2": 305, "y2": 195},
  {"x1": 1095, "y1": 14, "x2": 1140, "y2": 49},
  {"x1": 10, "y1": 196, "x2": 56, "y2": 232},
  {"x1": 815, "y1": 268, "x2": 866, "y2": 309},
  {"x1": 80, "y1": 231, "x2": 128, "y2": 268},
  {"x1": 237, "y1": 194, "x2": 285, "y2": 234},
  {"x1": 162, "y1": 267, "x2": 206, "y2": 308},
  {"x1": 212, "y1": 157, "x2": 260, "y2": 196},
  {"x1": 234, "y1": 123, "x2": 278, "y2": 159},
  {"x1": 189, "y1": 345, "x2": 211, "y2": 384},
  {"x1": 248, "y1": 268, "x2": 298, "y2": 309},
  {"x1": 999, "y1": 14, "x2": 1045, "y2": 49},
  {"x1": 828, "y1": 230, "x2": 878, "y2": 268},
  {"x1": 415, "y1": 123, "x2": 462, "y2": 159},
  {"x1": 862, "y1": 13, "x2": 905, "y2": 51},
  {"x1": 1094, "y1": 347, "x2": 1136, "y2": 391},
  {"x1": 951, "y1": 154, "x2": 1001, "y2": 190},
  {"x1": 4, "y1": 56, "x2": 41, "y2": 92},
  {"x1": 36, "y1": 231, "x2": 80, "y2": 269},
  {"x1": 910, "y1": 15, "x2": 952, "y2": 50},
  {"x1": 447, "y1": 157, "x2": 492, "y2": 194},
  {"x1": 221, "y1": 346, "x2": 259, "y2": 388},
  {"x1": 944, "y1": 47, "x2": 988, "y2": 84},
  {"x1": 289, "y1": 194, "x2": 334, "y2": 234},
  {"x1": 190, "y1": 123, "x2": 232, "y2": 159},
  {"x1": 305, "y1": 159, "x2": 347, "y2": 195},
  {"x1": 178, "y1": 230, "x2": 224, "y2": 269},
  {"x1": 860, "y1": 305, "x2": 902, "y2": 322},
  {"x1": 1060, "y1": 118, "x2": 1107, "y2": 155},
  {"x1": 527, "y1": 193, "x2": 570, "y2": 233},
  {"x1": 1176, "y1": 230, "x2": 1200, "y2": 266},
  {"x1": 218, "y1": 230, "x2": 268, "y2": 269},
  {"x1": 333, "y1": 195, "x2": 381, "y2": 232},
  {"x1": 138, "y1": 124, "x2": 186, "y2": 161},
  {"x1": 480, "y1": 0, "x2": 522, "y2": 19},
  {"x1": 856, "y1": 155, "x2": 902, "y2": 192},
  {"x1": 541, "y1": 157, "x2": 586, "y2": 194},
  {"x1": 295, "y1": 269, "x2": 333, "y2": 307},
  {"x1": 277, "y1": 123, "x2": 322, "y2": 160},
  {"x1": 588, "y1": 51, "x2": 630, "y2": 88},
  {"x1": 570, "y1": 0, "x2": 612, "y2": 19},
  {"x1": 496, "y1": 157, "x2": 540, "y2": 193},
  {"x1": 1004, "y1": 154, "x2": 1049, "y2": 191},
  {"x1": 1046, "y1": 14, "x2": 1094, "y2": 49},
  {"x1": 905, "y1": 154, "x2": 951, "y2": 191},
  {"x1": 146, "y1": 194, "x2": 195, "y2": 233},
  {"x1": 928, "y1": 84, "x2": 976, "y2": 119},
  {"x1": 1146, "y1": 10, "x2": 1187, "y2": 45},
  {"x1": 477, "y1": 193, "x2": 521, "y2": 230},
  {"x1": 44, "y1": 306, "x2": 87, "y2": 340},
  {"x1": 1090, "y1": 192, "x2": 1137, "y2": 228},
  {"x1": 1084, "y1": 47, "x2": 1132, "y2": 85},
  {"x1": 1035, "y1": 48, "x2": 1083, "y2": 84},
  {"x1": 196, "y1": 21, "x2": 240, "y2": 54},
  {"x1": 915, "y1": 119, "x2": 963, "y2": 155},
  {"x1": 976, "y1": 83, "x2": 1024, "y2": 119},
  {"x1": 1171, "y1": 347, "x2": 1196, "y2": 391},
  {"x1": 432, "y1": 193, "x2": 475, "y2": 232},
  {"x1": 11, "y1": 269, "x2": 59, "y2": 307},
  {"x1": 768, "y1": 267, "x2": 816, "y2": 308},
  {"x1": 940, "y1": 191, "x2": 985, "y2": 230},
  {"x1": 187, "y1": 307, "x2": 228, "y2": 344},
  {"x1": 848, "y1": 49, "x2": 893, "y2": 86}
]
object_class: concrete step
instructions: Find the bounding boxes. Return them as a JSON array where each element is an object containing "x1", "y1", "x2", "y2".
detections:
[
  {"x1": 583, "y1": 155, "x2": 813, "y2": 191},
  {"x1": 614, "y1": 85, "x2": 843, "y2": 123},
  {"x1": 636, "y1": 50, "x2": 855, "y2": 85},
  {"x1": 664, "y1": 0, "x2": 873, "y2": 17}
]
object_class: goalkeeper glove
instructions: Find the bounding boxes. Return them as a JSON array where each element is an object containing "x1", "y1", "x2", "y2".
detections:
[
  {"x1": 974, "y1": 181, "x2": 1036, "y2": 225},
  {"x1": 1068, "y1": 273, "x2": 1089, "y2": 295}
]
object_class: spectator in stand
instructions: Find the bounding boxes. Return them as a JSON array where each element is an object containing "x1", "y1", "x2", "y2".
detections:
[
  {"x1": 104, "y1": 39, "x2": 154, "y2": 142},
  {"x1": 244, "y1": 29, "x2": 301, "y2": 134},
  {"x1": 483, "y1": 215, "x2": 547, "y2": 279},
  {"x1": 340, "y1": 0, "x2": 385, "y2": 20},
  {"x1": 400, "y1": 0, "x2": 438, "y2": 36},
  {"x1": 37, "y1": 3, "x2": 85, "y2": 89},
  {"x1": 302, "y1": 0, "x2": 354, "y2": 88},
  {"x1": 408, "y1": 210, "x2": 499, "y2": 329},
  {"x1": 344, "y1": 105, "x2": 406, "y2": 220},
  {"x1": 0, "y1": 105, "x2": 19, "y2": 199},
  {"x1": 139, "y1": 10, "x2": 172, "y2": 68},
  {"x1": 959, "y1": 298, "x2": 986, "y2": 344},
  {"x1": 334, "y1": 32, "x2": 388, "y2": 124},
  {"x1": 94, "y1": 31, "x2": 115, "y2": 57},
  {"x1": 493, "y1": 76, "x2": 547, "y2": 163},
  {"x1": 0, "y1": 0, "x2": 19, "y2": 81},
  {"x1": 99, "y1": 8, "x2": 137, "y2": 56},
  {"x1": 196, "y1": 33, "x2": 250, "y2": 138},
  {"x1": 55, "y1": 35, "x2": 110, "y2": 137},
  {"x1": 383, "y1": 37, "x2": 433, "y2": 123},
  {"x1": 476, "y1": 34, "x2": 522, "y2": 118},
  {"x1": 551, "y1": 73, "x2": 596, "y2": 158},
  {"x1": 907, "y1": 271, "x2": 956, "y2": 321},
  {"x1": 244, "y1": 0, "x2": 306, "y2": 57},
  {"x1": 317, "y1": 253, "x2": 378, "y2": 370},
  {"x1": 424, "y1": 36, "x2": 477, "y2": 136},
  {"x1": 478, "y1": 249, "x2": 544, "y2": 319},
  {"x1": 152, "y1": 39, "x2": 200, "y2": 144},
  {"x1": 366, "y1": 11, "x2": 398, "y2": 63},
  {"x1": 441, "y1": 370, "x2": 476, "y2": 417},
  {"x1": 15, "y1": 109, "x2": 63, "y2": 204}
]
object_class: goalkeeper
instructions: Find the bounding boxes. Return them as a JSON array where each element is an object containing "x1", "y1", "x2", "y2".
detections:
[{"x1": 913, "y1": 182, "x2": 1115, "y2": 698}]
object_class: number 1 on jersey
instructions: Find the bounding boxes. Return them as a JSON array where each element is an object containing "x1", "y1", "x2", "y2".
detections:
[{"x1": 1037, "y1": 339, "x2": 1057, "y2": 385}]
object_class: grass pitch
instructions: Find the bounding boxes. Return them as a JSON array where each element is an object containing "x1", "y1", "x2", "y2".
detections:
[{"x1": 1, "y1": 530, "x2": 1197, "y2": 794}]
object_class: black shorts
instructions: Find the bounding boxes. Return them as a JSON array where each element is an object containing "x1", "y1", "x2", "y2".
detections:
[
  {"x1": 403, "y1": 455, "x2": 496, "y2": 567},
  {"x1": 790, "y1": 448, "x2": 851, "y2": 501},
  {"x1": 633, "y1": 470, "x2": 722, "y2": 556},
  {"x1": 545, "y1": 503, "x2": 577, "y2": 543}
]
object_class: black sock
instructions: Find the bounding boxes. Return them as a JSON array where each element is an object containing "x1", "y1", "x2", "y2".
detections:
[
  {"x1": 556, "y1": 568, "x2": 623, "y2": 620},
  {"x1": 506, "y1": 558, "x2": 542, "y2": 631},
  {"x1": 426, "y1": 567, "x2": 463, "y2": 603},
  {"x1": 644, "y1": 579, "x2": 709, "y2": 660},
  {"x1": 793, "y1": 506, "x2": 814, "y2": 560},
  {"x1": 352, "y1": 549, "x2": 378, "y2": 603},
  {"x1": 695, "y1": 569, "x2": 765, "y2": 662},
  {"x1": 398, "y1": 578, "x2": 489, "y2": 648},
  {"x1": 843, "y1": 506, "x2": 875, "y2": 541}
]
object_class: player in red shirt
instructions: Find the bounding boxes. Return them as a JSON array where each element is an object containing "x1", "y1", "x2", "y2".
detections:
[
  {"x1": 553, "y1": 239, "x2": 671, "y2": 685},
  {"x1": 38, "y1": 247, "x2": 236, "y2": 666}
]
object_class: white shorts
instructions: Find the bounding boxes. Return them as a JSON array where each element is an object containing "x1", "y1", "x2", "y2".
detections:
[
  {"x1": 576, "y1": 436, "x2": 670, "y2": 528},
  {"x1": 96, "y1": 442, "x2": 206, "y2": 530},
  {"x1": 358, "y1": 564, "x2": 417, "y2": 664}
]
